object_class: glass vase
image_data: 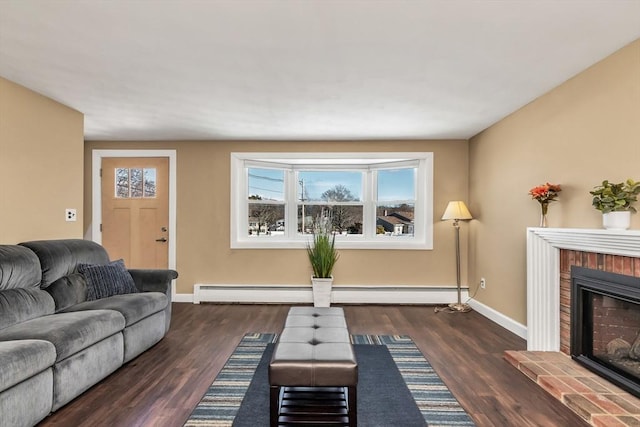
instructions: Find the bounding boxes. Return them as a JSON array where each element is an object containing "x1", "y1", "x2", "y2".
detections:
[{"x1": 539, "y1": 203, "x2": 549, "y2": 228}]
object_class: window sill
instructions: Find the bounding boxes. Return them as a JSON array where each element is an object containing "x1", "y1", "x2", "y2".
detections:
[{"x1": 230, "y1": 237, "x2": 432, "y2": 250}]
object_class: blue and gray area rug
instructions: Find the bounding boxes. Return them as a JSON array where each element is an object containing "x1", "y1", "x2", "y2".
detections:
[{"x1": 184, "y1": 333, "x2": 475, "y2": 426}]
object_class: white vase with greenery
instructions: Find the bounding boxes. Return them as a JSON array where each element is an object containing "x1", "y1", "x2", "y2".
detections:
[
  {"x1": 602, "y1": 211, "x2": 631, "y2": 230},
  {"x1": 590, "y1": 179, "x2": 640, "y2": 230},
  {"x1": 307, "y1": 212, "x2": 339, "y2": 307}
]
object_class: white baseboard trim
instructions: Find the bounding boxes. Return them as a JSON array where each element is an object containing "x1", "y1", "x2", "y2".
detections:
[
  {"x1": 467, "y1": 298, "x2": 527, "y2": 340},
  {"x1": 332, "y1": 286, "x2": 469, "y2": 304},
  {"x1": 180, "y1": 285, "x2": 528, "y2": 342},
  {"x1": 192, "y1": 283, "x2": 469, "y2": 305},
  {"x1": 173, "y1": 293, "x2": 194, "y2": 303}
]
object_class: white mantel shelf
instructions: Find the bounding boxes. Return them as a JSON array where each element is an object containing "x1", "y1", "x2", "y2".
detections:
[{"x1": 526, "y1": 227, "x2": 640, "y2": 351}]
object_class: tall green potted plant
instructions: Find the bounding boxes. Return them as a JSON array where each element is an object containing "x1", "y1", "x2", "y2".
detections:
[
  {"x1": 590, "y1": 179, "x2": 640, "y2": 230},
  {"x1": 307, "y1": 212, "x2": 339, "y2": 307}
]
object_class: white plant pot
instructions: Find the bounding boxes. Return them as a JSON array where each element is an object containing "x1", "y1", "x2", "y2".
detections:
[
  {"x1": 602, "y1": 211, "x2": 631, "y2": 230},
  {"x1": 311, "y1": 276, "x2": 333, "y2": 307}
]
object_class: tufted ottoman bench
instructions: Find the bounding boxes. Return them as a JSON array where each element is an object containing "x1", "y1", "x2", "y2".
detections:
[{"x1": 269, "y1": 307, "x2": 358, "y2": 426}]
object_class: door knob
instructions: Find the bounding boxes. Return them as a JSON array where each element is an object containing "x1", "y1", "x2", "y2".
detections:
[{"x1": 155, "y1": 237, "x2": 167, "y2": 242}]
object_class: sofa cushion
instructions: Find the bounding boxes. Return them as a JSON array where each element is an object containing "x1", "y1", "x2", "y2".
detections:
[
  {"x1": 0, "y1": 367, "x2": 53, "y2": 427},
  {"x1": 52, "y1": 333, "x2": 123, "y2": 411},
  {"x1": 46, "y1": 273, "x2": 87, "y2": 312},
  {"x1": 0, "y1": 288, "x2": 55, "y2": 331},
  {"x1": 122, "y1": 311, "x2": 166, "y2": 362},
  {"x1": 78, "y1": 259, "x2": 138, "y2": 301},
  {"x1": 0, "y1": 245, "x2": 42, "y2": 291},
  {"x1": 0, "y1": 310, "x2": 125, "y2": 362},
  {"x1": 19, "y1": 239, "x2": 110, "y2": 288},
  {"x1": 0, "y1": 339, "x2": 56, "y2": 392},
  {"x1": 63, "y1": 292, "x2": 168, "y2": 327}
]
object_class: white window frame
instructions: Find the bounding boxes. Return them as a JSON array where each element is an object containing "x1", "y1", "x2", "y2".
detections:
[{"x1": 231, "y1": 152, "x2": 433, "y2": 250}]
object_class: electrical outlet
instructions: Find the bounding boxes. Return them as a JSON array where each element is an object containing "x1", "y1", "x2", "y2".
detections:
[
  {"x1": 480, "y1": 278, "x2": 486, "y2": 289},
  {"x1": 65, "y1": 209, "x2": 77, "y2": 222}
]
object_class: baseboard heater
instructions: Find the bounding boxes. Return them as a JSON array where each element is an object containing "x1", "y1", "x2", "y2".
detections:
[{"x1": 193, "y1": 284, "x2": 469, "y2": 305}]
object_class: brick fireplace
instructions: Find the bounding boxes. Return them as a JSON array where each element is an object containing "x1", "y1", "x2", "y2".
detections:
[
  {"x1": 517, "y1": 228, "x2": 640, "y2": 424},
  {"x1": 527, "y1": 228, "x2": 640, "y2": 351},
  {"x1": 559, "y1": 249, "x2": 640, "y2": 355},
  {"x1": 569, "y1": 265, "x2": 640, "y2": 398}
]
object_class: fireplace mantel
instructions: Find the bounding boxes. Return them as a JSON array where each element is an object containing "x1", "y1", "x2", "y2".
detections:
[{"x1": 526, "y1": 227, "x2": 640, "y2": 351}]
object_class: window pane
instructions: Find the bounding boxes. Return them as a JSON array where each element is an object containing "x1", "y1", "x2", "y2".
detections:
[
  {"x1": 377, "y1": 168, "x2": 415, "y2": 202},
  {"x1": 248, "y1": 168, "x2": 284, "y2": 202},
  {"x1": 130, "y1": 168, "x2": 143, "y2": 198},
  {"x1": 298, "y1": 171, "x2": 362, "y2": 202},
  {"x1": 248, "y1": 204, "x2": 284, "y2": 236},
  {"x1": 115, "y1": 168, "x2": 129, "y2": 198},
  {"x1": 298, "y1": 205, "x2": 363, "y2": 235},
  {"x1": 334, "y1": 205, "x2": 363, "y2": 234},
  {"x1": 298, "y1": 204, "x2": 319, "y2": 234},
  {"x1": 143, "y1": 168, "x2": 157, "y2": 198},
  {"x1": 376, "y1": 204, "x2": 415, "y2": 236}
]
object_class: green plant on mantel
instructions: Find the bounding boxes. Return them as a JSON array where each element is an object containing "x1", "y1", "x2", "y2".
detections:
[
  {"x1": 306, "y1": 211, "x2": 339, "y2": 279},
  {"x1": 590, "y1": 179, "x2": 640, "y2": 213}
]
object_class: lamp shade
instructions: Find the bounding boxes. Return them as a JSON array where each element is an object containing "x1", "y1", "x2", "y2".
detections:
[{"x1": 441, "y1": 201, "x2": 473, "y2": 221}]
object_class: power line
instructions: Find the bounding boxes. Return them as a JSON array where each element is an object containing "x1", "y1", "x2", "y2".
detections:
[
  {"x1": 249, "y1": 185, "x2": 284, "y2": 194},
  {"x1": 248, "y1": 173, "x2": 284, "y2": 182}
]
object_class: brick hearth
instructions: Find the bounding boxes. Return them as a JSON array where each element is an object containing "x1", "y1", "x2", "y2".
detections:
[{"x1": 505, "y1": 350, "x2": 640, "y2": 426}]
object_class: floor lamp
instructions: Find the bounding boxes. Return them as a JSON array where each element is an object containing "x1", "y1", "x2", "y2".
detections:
[{"x1": 440, "y1": 201, "x2": 473, "y2": 313}]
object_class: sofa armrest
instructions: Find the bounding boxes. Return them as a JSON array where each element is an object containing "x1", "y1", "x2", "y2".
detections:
[
  {"x1": 128, "y1": 269, "x2": 178, "y2": 333},
  {"x1": 128, "y1": 269, "x2": 178, "y2": 296}
]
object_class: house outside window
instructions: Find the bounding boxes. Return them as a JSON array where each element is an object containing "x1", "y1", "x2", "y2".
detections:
[{"x1": 231, "y1": 152, "x2": 433, "y2": 250}]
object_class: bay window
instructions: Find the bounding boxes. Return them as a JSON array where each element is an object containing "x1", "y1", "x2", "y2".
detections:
[{"x1": 231, "y1": 152, "x2": 433, "y2": 249}]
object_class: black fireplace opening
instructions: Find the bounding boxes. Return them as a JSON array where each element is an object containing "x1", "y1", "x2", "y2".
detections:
[{"x1": 571, "y1": 266, "x2": 640, "y2": 398}]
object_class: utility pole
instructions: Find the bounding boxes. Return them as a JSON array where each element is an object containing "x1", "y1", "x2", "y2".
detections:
[{"x1": 299, "y1": 179, "x2": 305, "y2": 233}]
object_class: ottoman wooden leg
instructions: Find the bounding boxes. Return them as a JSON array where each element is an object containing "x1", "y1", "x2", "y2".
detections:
[
  {"x1": 270, "y1": 385, "x2": 280, "y2": 427},
  {"x1": 348, "y1": 385, "x2": 357, "y2": 426}
]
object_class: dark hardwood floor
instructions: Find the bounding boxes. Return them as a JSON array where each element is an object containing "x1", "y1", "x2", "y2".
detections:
[{"x1": 38, "y1": 303, "x2": 588, "y2": 427}]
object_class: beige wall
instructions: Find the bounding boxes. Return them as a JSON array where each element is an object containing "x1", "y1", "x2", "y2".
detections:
[
  {"x1": 8, "y1": 37, "x2": 634, "y2": 322},
  {"x1": 468, "y1": 39, "x2": 640, "y2": 324},
  {"x1": 0, "y1": 77, "x2": 84, "y2": 243},
  {"x1": 85, "y1": 140, "x2": 469, "y2": 294}
]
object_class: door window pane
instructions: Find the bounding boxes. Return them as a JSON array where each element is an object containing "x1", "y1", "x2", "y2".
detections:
[
  {"x1": 144, "y1": 168, "x2": 157, "y2": 198},
  {"x1": 116, "y1": 168, "x2": 130, "y2": 198},
  {"x1": 130, "y1": 168, "x2": 143, "y2": 197}
]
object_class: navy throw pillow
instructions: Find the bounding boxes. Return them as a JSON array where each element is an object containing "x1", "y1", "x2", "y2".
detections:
[{"x1": 77, "y1": 259, "x2": 138, "y2": 301}]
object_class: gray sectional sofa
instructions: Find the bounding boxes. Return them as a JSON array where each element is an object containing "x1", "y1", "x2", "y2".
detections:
[{"x1": 0, "y1": 239, "x2": 178, "y2": 427}]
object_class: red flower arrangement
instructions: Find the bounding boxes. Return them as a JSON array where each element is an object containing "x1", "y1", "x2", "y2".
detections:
[
  {"x1": 529, "y1": 183, "x2": 561, "y2": 226},
  {"x1": 528, "y1": 183, "x2": 562, "y2": 205}
]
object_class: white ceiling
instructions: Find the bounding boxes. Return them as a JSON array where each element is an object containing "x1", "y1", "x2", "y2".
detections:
[{"x1": 1, "y1": 1, "x2": 639, "y2": 142}]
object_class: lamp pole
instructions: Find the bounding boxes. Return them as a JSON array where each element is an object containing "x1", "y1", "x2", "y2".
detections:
[
  {"x1": 448, "y1": 217, "x2": 471, "y2": 312},
  {"x1": 299, "y1": 179, "x2": 305, "y2": 233},
  {"x1": 453, "y1": 218, "x2": 462, "y2": 306}
]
